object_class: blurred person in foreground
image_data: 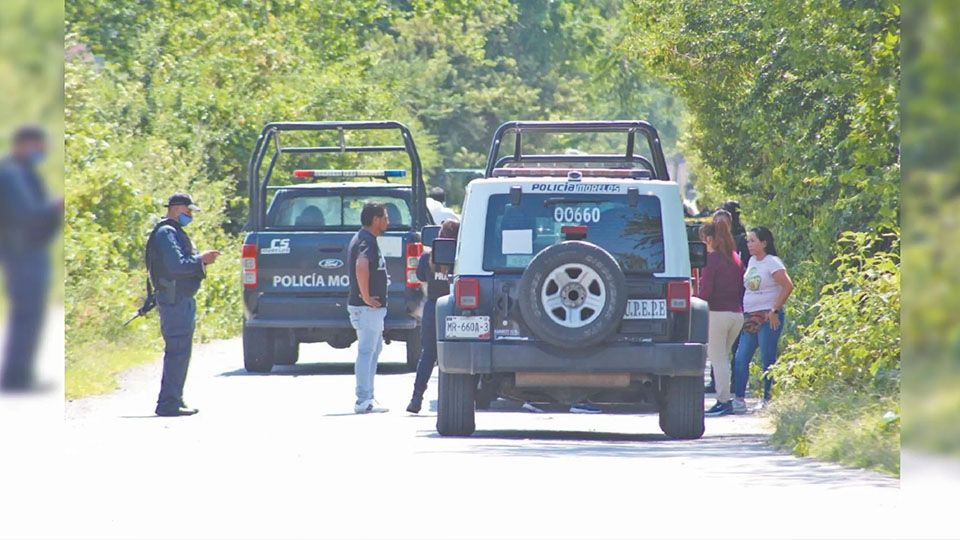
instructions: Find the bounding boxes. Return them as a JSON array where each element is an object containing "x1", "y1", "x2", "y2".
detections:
[
  {"x1": 147, "y1": 193, "x2": 220, "y2": 416},
  {"x1": 0, "y1": 125, "x2": 63, "y2": 392}
]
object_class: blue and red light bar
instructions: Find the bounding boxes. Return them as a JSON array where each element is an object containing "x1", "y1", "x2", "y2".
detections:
[{"x1": 292, "y1": 169, "x2": 407, "y2": 178}]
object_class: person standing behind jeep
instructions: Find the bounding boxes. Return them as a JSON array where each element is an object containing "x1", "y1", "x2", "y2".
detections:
[
  {"x1": 347, "y1": 203, "x2": 390, "y2": 414},
  {"x1": 732, "y1": 227, "x2": 794, "y2": 413},
  {"x1": 406, "y1": 218, "x2": 460, "y2": 413},
  {"x1": 696, "y1": 222, "x2": 745, "y2": 417}
]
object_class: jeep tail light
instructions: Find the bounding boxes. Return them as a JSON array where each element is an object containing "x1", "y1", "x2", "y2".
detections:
[
  {"x1": 242, "y1": 243, "x2": 258, "y2": 289},
  {"x1": 667, "y1": 280, "x2": 690, "y2": 312},
  {"x1": 406, "y1": 242, "x2": 423, "y2": 288},
  {"x1": 455, "y1": 277, "x2": 480, "y2": 310}
]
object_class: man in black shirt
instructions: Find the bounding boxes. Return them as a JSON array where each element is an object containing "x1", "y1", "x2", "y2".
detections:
[{"x1": 347, "y1": 203, "x2": 390, "y2": 413}]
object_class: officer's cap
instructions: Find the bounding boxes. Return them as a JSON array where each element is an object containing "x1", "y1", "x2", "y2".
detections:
[{"x1": 166, "y1": 192, "x2": 200, "y2": 211}]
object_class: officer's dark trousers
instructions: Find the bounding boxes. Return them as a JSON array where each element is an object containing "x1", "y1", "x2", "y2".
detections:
[
  {"x1": 156, "y1": 296, "x2": 196, "y2": 413},
  {"x1": 0, "y1": 250, "x2": 50, "y2": 389}
]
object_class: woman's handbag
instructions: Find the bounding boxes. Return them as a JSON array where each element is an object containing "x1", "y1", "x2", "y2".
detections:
[{"x1": 742, "y1": 311, "x2": 768, "y2": 334}]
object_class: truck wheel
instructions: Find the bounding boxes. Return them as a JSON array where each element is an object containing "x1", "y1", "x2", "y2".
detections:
[
  {"x1": 243, "y1": 325, "x2": 274, "y2": 373},
  {"x1": 658, "y1": 376, "x2": 705, "y2": 439},
  {"x1": 437, "y1": 371, "x2": 476, "y2": 436},
  {"x1": 518, "y1": 241, "x2": 627, "y2": 349},
  {"x1": 272, "y1": 331, "x2": 299, "y2": 366},
  {"x1": 405, "y1": 329, "x2": 421, "y2": 372}
]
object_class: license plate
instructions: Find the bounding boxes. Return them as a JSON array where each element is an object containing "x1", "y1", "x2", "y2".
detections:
[
  {"x1": 445, "y1": 316, "x2": 491, "y2": 339},
  {"x1": 624, "y1": 299, "x2": 667, "y2": 320}
]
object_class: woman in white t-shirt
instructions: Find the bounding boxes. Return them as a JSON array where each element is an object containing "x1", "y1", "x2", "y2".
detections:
[{"x1": 732, "y1": 227, "x2": 794, "y2": 413}]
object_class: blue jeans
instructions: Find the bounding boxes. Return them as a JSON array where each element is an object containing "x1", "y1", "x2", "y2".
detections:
[
  {"x1": 0, "y1": 250, "x2": 49, "y2": 389},
  {"x1": 733, "y1": 311, "x2": 785, "y2": 400},
  {"x1": 412, "y1": 299, "x2": 437, "y2": 399},
  {"x1": 348, "y1": 305, "x2": 386, "y2": 404},
  {"x1": 156, "y1": 296, "x2": 196, "y2": 412}
]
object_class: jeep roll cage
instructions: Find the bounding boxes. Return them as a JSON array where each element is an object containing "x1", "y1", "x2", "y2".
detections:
[
  {"x1": 483, "y1": 120, "x2": 670, "y2": 181},
  {"x1": 246, "y1": 121, "x2": 428, "y2": 231}
]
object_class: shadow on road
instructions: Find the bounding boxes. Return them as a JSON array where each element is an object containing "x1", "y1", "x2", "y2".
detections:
[
  {"x1": 218, "y1": 362, "x2": 412, "y2": 377},
  {"x1": 483, "y1": 399, "x2": 659, "y2": 415},
  {"x1": 417, "y1": 430, "x2": 898, "y2": 488}
]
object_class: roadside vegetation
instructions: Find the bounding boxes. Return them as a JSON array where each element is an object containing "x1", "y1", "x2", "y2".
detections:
[
  {"x1": 66, "y1": 0, "x2": 904, "y2": 474},
  {"x1": 628, "y1": 0, "x2": 900, "y2": 474}
]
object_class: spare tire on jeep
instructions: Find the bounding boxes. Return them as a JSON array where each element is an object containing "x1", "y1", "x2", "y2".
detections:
[{"x1": 517, "y1": 241, "x2": 628, "y2": 349}]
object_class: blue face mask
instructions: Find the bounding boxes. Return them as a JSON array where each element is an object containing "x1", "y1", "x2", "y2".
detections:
[
  {"x1": 28, "y1": 150, "x2": 46, "y2": 166},
  {"x1": 178, "y1": 213, "x2": 193, "y2": 227}
]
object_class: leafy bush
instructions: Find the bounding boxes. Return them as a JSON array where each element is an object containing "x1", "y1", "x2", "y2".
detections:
[{"x1": 771, "y1": 232, "x2": 900, "y2": 397}]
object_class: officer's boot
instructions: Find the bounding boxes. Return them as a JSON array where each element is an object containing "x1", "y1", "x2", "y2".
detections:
[{"x1": 406, "y1": 385, "x2": 425, "y2": 414}]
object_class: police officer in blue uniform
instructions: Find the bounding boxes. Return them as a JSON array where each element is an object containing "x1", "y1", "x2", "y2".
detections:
[
  {"x1": 147, "y1": 193, "x2": 220, "y2": 416},
  {"x1": 0, "y1": 125, "x2": 63, "y2": 391}
]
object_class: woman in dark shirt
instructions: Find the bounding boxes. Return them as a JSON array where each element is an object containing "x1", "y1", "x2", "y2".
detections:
[
  {"x1": 406, "y1": 219, "x2": 460, "y2": 413},
  {"x1": 696, "y1": 222, "x2": 745, "y2": 416}
]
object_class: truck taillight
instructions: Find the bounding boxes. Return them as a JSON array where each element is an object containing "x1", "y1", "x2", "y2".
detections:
[
  {"x1": 405, "y1": 242, "x2": 423, "y2": 288},
  {"x1": 667, "y1": 280, "x2": 691, "y2": 312},
  {"x1": 242, "y1": 243, "x2": 258, "y2": 289},
  {"x1": 455, "y1": 277, "x2": 480, "y2": 310}
]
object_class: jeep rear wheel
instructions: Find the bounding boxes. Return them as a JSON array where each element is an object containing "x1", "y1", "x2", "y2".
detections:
[
  {"x1": 518, "y1": 241, "x2": 627, "y2": 349},
  {"x1": 243, "y1": 325, "x2": 274, "y2": 373},
  {"x1": 437, "y1": 371, "x2": 476, "y2": 436},
  {"x1": 659, "y1": 376, "x2": 705, "y2": 439}
]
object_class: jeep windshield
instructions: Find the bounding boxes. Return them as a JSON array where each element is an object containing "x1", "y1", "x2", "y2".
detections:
[
  {"x1": 265, "y1": 189, "x2": 412, "y2": 231},
  {"x1": 482, "y1": 193, "x2": 664, "y2": 273}
]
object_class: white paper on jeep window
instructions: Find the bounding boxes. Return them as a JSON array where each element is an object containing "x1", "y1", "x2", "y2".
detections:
[{"x1": 501, "y1": 229, "x2": 533, "y2": 254}]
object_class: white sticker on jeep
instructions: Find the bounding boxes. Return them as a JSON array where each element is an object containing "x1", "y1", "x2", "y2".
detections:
[
  {"x1": 529, "y1": 183, "x2": 624, "y2": 193},
  {"x1": 273, "y1": 274, "x2": 350, "y2": 288},
  {"x1": 502, "y1": 229, "x2": 533, "y2": 254},
  {"x1": 261, "y1": 238, "x2": 291, "y2": 255},
  {"x1": 553, "y1": 207, "x2": 601, "y2": 223}
]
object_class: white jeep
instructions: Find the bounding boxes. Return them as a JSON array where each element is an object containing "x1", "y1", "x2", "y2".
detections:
[{"x1": 431, "y1": 121, "x2": 708, "y2": 439}]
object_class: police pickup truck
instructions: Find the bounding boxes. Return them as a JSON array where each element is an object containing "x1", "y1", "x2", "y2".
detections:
[
  {"x1": 241, "y1": 121, "x2": 432, "y2": 373},
  {"x1": 431, "y1": 121, "x2": 709, "y2": 439}
]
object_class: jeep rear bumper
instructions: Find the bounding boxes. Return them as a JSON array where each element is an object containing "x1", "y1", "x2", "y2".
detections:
[{"x1": 437, "y1": 341, "x2": 705, "y2": 376}]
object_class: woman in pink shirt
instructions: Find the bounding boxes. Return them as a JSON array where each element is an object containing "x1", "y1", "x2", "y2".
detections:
[{"x1": 696, "y1": 221, "x2": 745, "y2": 417}]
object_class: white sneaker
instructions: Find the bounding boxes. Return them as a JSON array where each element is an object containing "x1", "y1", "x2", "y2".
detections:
[
  {"x1": 354, "y1": 399, "x2": 389, "y2": 414},
  {"x1": 732, "y1": 398, "x2": 748, "y2": 415},
  {"x1": 522, "y1": 401, "x2": 545, "y2": 413}
]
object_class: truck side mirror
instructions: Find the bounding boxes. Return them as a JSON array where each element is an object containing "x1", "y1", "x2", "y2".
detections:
[
  {"x1": 689, "y1": 241, "x2": 707, "y2": 269},
  {"x1": 421, "y1": 225, "x2": 441, "y2": 246},
  {"x1": 432, "y1": 238, "x2": 457, "y2": 266}
]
